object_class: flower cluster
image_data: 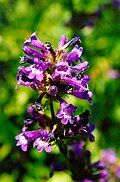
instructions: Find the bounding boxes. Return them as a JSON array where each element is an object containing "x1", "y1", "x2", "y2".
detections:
[
  {"x1": 17, "y1": 32, "x2": 92, "y2": 101},
  {"x1": 15, "y1": 33, "x2": 107, "y2": 181},
  {"x1": 16, "y1": 33, "x2": 93, "y2": 153}
]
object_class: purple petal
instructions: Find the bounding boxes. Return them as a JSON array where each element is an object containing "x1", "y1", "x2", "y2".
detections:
[
  {"x1": 67, "y1": 46, "x2": 83, "y2": 63},
  {"x1": 58, "y1": 35, "x2": 68, "y2": 49},
  {"x1": 52, "y1": 61, "x2": 71, "y2": 79},
  {"x1": 63, "y1": 77, "x2": 82, "y2": 89},
  {"x1": 21, "y1": 144, "x2": 28, "y2": 152},
  {"x1": 24, "y1": 130, "x2": 40, "y2": 139},
  {"x1": 73, "y1": 61, "x2": 89, "y2": 72},
  {"x1": 27, "y1": 105, "x2": 44, "y2": 120},
  {"x1": 20, "y1": 56, "x2": 34, "y2": 64},
  {"x1": 45, "y1": 145, "x2": 52, "y2": 153},
  {"x1": 71, "y1": 89, "x2": 93, "y2": 101},
  {"x1": 24, "y1": 32, "x2": 48, "y2": 52},
  {"x1": 23, "y1": 46, "x2": 47, "y2": 59},
  {"x1": 102, "y1": 149, "x2": 117, "y2": 164},
  {"x1": 60, "y1": 36, "x2": 81, "y2": 50},
  {"x1": 56, "y1": 100, "x2": 76, "y2": 125}
]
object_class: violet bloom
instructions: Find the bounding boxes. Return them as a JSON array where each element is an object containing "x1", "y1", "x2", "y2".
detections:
[
  {"x1": 16, "y1": 129, "x2": 52, "y2": 152},
  {"x1": 66, "y1": 46, "x2": 83, "y2": 63},
  {"x1": 23, "y1": 32, "x2": 49, "y2": 59},
  {"x1": 64, "y1": 75, "x2": 92, "y2": 102},
  {"x1": 15, "y1": 33, "x2": 109, "y2": 181},
  {"x1": 33, "y1": 129, "x2": 52, "y2": 152},
  {"x1": 17, "y1": 62, "x2": 51, "y2": 91},
  {"x1": 56, "y1": 100, "x2": 76, "y2": 124},
  {"x1": 15, "y1": 133, "x2": 29, "y2": 152},
  {"x1": 23, "y1": 65, "x2": 43, "y2": 81},
  {"x1": 15, "y1": 130, "x2": 40, "y2": 152},
  {"x1": 17, "y1": 32, "x2": 92, "y2": 103},
  {"x1": 99, "y1": 169, "x2": 109, "y2": 181},
  {"x1": 72, "y1": 61, "x2": 89, "y2": 72},
  {"x1": 57, "y1": 35, "x2": 68, "y2": 49},
  {"x1": 102, "y1": 149, "x2": 117, "y2": 164},
  {"x1": 106, "y1": 69, "x2": 120, "y2": 79},
  {"x1": 33, "y1": 138, "x2": 52, "y2": 152},
  {"x1": 28, "y1": 105, "x2": 44, "y2": 120},
  {"x1": 52, "y1": 61, "x2": 71, "y2": 80}
]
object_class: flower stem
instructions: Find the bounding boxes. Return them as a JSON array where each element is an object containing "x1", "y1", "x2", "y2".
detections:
[{"x1": 50, "y1": 100, "x2": 55, "y2": 124}]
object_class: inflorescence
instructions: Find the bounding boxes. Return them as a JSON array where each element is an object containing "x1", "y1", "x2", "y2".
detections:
[{"x1": 15, "y1": 33, "x2": 108, "y2": 181}]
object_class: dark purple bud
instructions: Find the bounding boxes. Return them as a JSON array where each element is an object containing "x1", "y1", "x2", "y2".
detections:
[
  {"x1": 28, "y1": 105, "x2": 44, "y2": 120},
  {"x1": 48, "y1": 85, "x2": 58, "y2": 96}
]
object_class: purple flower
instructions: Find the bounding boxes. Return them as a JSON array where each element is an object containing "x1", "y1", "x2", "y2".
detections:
[
  {"x1": 16, "y1": 129, "x2": 52, "y2": 152},
  {"x1": 16, "y1": 33, "x2": 94, "y2": 157},
  {"x1": 58, "y1": 35, "x2": 68, "y2": 49},
  {"x1": 19, "y1": 65, "x2": 44, "y2": 81},
  {"x1": 33, "y1": 129, "x2": 52, "y2": 152},
  {"x1": 67, "y1": 46, "x2": 83, "y2": 63},
  {"x1": 56, "y1": 100, "x2": 76, "y2": 124},
  {"x1": 58, "y1": 36, "x2": 81, "y2": 51},
  {"x1": 106, "y1": 69, "x2": 120, "y2": 79},
  {"x1": 28, "y1": 105, "x2": 44, "y2": 120},
  {"x1": 72, "y1": 61, "x2": 89, "y2": 72},
  {"x1": 15, "y1": 130, "x2": 41, "y2": 151},
  {"x1": 23, "y1": 32, "x2": 48, "y2": 59},
  {"x1": 62, "y1": 110, "x2": 95, "y2": 142},
  {"x1": 52, "y1": 61, "x2": 71, "y2": 80},
  {"x1": 17, "y1": 65, "x2": 44, "y2": 91},
  {"x1": 71, "y1": 89, "x2": 93, "y2": 102},
  {"x1": 99, "y1": 169, "x2": 109, "y2": 181},
  {"x1": 63, "y1": 74, "x2": 92, "y2": 101},
  {"x1": 102, "y1": 149, "x2": 117, "y2": 164},
  {"x1": 64, "y1": 74, "x2": 90, "y2": 89},
  {"x1": 33, "y1": 138, "x2": 52, "y2": 152},
  {"x1": 15, "y1": 133, "x2": 29, "y2": 152}
]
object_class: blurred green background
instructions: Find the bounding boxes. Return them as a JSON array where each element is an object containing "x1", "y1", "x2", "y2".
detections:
[{"x1": 0, "y1": 0, "x2": 120, "y2": 181}]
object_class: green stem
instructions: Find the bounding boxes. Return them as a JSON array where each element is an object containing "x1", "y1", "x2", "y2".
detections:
[{"x1": 50, "y1": 100, "x2": 55, "y2": 127}]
